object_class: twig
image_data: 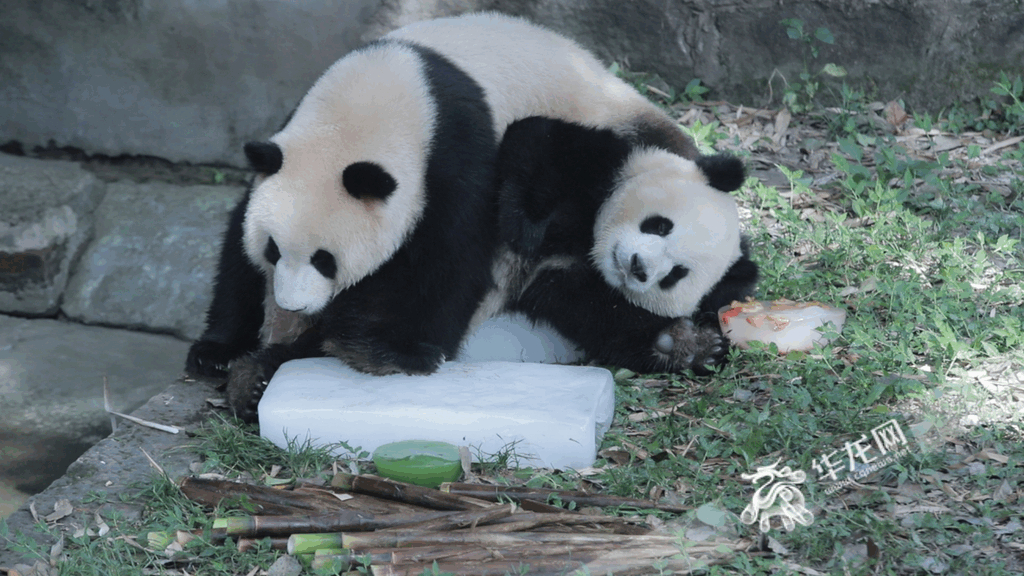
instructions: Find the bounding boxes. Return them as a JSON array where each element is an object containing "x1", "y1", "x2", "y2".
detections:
[{"x1": 103, "y1": 376, "x2": 179, "y2": 434}]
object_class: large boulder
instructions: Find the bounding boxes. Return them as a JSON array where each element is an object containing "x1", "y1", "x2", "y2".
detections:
[
  {"x1": 61, "y1": 182, "x2": 246, "y2": 340},
  {"x1": 0, "y1": 153, "x2": 104, "y2": 315}
]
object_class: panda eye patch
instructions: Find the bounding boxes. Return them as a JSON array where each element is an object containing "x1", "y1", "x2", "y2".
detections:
[
  {"x1": 264, "y1": 236, "x2": 281, "y2": 265},
  {"x1": 310, "y1": 249, "x2": 337, "y2": 279},
  {"x1": 659, "y1": 265, "x2": 689, "y2": 290},
  {"x1": 343, "y1": 162, "x2": 398, "y2": 200},
  {"x1": 640, "y1": 215, "x2": 673, "y2": 237}
]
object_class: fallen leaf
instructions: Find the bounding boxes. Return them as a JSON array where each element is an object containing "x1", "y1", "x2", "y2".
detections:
[{"x1": 44, "y1": 499, "x2": 73, "y2": 523}]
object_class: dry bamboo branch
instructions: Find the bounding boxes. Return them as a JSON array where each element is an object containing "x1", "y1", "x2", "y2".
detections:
[
  {"x1": 479, "y1": 511, "x2": 648, "y2": 534},
  {"x1": 383, "y1": 503, "x2": 515, "y2": 531},
  {"x1": 331, "y1": 473, "x2": 492, "y2": 511},
  {"x1": 369, "y1": 559, "x2": 586, "y2": 576},
  {"x1": 440, "y1": 482, "x2": 691, "y2": 513},
  {"x1": 384, "y1": 542, "x2": 678, "y2": 564},
  {"x1": 236, "y1": 536, "x2": 288, "y2": 552},
  {"x1": 179, "y1": 476, "x2": 349, "y2": 515},
  {"x1": 213, "y1": 509, "x2": 479, "y2": 538},
  {"x1": 341, "y1": 529, "x2": 681, "y2": 550}
]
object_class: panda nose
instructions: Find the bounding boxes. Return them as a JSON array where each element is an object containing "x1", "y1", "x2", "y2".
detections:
[{"x1": 630, "y1": 254, "x2": 647, "y2": 282}]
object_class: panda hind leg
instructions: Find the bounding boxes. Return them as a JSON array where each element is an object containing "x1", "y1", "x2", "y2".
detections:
[{"x1": 654, "y1": 318, "x2": 729, "y2": 375}]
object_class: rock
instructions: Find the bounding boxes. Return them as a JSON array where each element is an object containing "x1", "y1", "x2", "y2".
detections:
[
  {"x1": 3, "y1": 1, "x2": 1021, "y2": 164},
  {"x1": 61, "y1": 182, "x2": 245, "y2": 340},
  {"x1": 0, "y1": 153, "x2": 104, "y2": 316},
  {"x1": 0, "y1": 377, "x2": 219, "y2": 568},
  {"x1": 0, "y1": 314, "x2": 189, "y2": 499}
]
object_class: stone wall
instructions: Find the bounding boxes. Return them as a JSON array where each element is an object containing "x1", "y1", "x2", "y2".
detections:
[{"x1": 1, "y1": 0, "x2": 1021, "y2": 166}]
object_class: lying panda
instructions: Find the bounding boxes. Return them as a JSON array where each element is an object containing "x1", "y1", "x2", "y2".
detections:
[
  {"x1": 187, "y1": 12, "x2": 755, "y2": 421},
  {"x1": 489, "y1": 116, "x2": 759, "y2": 373}
]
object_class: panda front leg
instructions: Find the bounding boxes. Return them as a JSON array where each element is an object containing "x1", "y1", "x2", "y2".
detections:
[
  {"x1": 225, "y1": 327, "x2": 327, "y2": 423},
  {"x1": 510, "y1": 264, "x2": 729, "y2": 374},
  {"x1": 186, "y1": 190, "x2": 267, "y2": 378}
]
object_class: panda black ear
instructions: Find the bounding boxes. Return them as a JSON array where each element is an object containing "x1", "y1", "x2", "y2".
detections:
[
  {"x1": 343, "y1": 162, "x2": 398, "y2": 200},
  {"x1": 695, "y1": 153, "x2": 746, "y2": 192},
  {"x1": 243, "y1": 141, "x2": 283, "y2": 175}
]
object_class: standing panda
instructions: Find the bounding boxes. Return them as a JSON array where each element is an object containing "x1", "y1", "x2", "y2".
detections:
[
  {"x1": 491, "y1": 116, "x2": 759, "y2": 373},
  {"x1": 187, "y1": 40, "x2": 499, "y2": 422}
]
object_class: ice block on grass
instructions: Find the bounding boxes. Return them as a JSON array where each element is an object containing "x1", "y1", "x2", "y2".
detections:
[{"x1": 258, "y1": 358, "x2": 615, "y2": 470}]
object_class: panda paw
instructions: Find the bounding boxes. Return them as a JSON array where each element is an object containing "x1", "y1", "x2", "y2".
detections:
[
  {"x1": 225, "y1": 355, "x2": 270, "y2": 424},
  {"x1": 391, "y1": 342, "x2": 447, "y2": 375},
  {"x1": 323, "y1": 339, "x2": 447, "y2": 376},
  {"x1": 186, "y1": 339, "x2": 238, "y2": 378},
  {"x1": 654, "y1": 318, "x2": 728, "y2": 375}
]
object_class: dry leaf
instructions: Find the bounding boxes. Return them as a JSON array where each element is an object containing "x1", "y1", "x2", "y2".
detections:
[
  {"x1": 884, "y1": 100, "x2": 909, "y2": 129},
  {"x1": 43, "y1": 499, "x2": 73, "y2": 523},
  {"x1": 975, "y1": 449, "x2": 1009, "y2": 464},
  {"x1": 773, "y1": 108, "x2": 792, "y2": 146}
]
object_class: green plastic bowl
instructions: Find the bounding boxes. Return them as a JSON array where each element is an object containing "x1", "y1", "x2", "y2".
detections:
[{"x1": 372, "y1": 440, "x2": 463, "y2": 488}]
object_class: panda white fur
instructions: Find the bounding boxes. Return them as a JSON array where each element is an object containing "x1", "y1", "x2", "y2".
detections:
[
  {"x1": 386, "y1": 12, "x2": 700, "y2": 160},
  {"x1": 494, "y1": 117, "x2": 759, "y2": 373},
  {"x1": 187, "y1": 40, "x2": 499, "y2": 422},
  {"x1": 187, "y1": 13, "x2": 753, "y2": 420}
]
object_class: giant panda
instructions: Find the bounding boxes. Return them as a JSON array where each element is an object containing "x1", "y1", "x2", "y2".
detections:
[
  {"x1": 187, "y1": 13, "x2": 754, "y2": 421},
  {"x1": 187, "y1": 40, "x2": 499, "y2": 422},
  {"x1": 490, "y1": 116, "x2": 759, "y2": 373}
]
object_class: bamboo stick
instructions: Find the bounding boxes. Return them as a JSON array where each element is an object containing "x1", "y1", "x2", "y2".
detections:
[
  {"x1": 478, "y1": 511, "x2": 647, "y2": 534},
  {"x1": 341, "y1": 529, "x2": 680, "y2": 550},
  {"x1": 368, "y1": 558, "x2": 586, "y2": 576},
  {"x1": 440, "y1": 482, "x2": 691, "y2": 513},
  {"x1": 213, "y1": 510, "x2": 374, "y2": 537},
  {"x1": 179, "y1": 476, "x2": 349, "y2": 515},
  {"x1": 366, "y1": 540, "x2": 751, "y2": 576},
  {"x1": 331, "y1": 473, "x2": 492, "y2": 511},
  {"x1": 382, "y1": 503, "x2": 514, "y2": 532},
  {"x1": 212, "y1": 509, "x2": 470, "y2": 538},
  {"x1": 235, "y1": 537, "x2": 288, "y2": 552},
  {"x1": 384, "y1": 542, "x2": 678, "y2": 564},
  {"x1": 308, "y1": 550, "x2": 392, "y2": 572}
]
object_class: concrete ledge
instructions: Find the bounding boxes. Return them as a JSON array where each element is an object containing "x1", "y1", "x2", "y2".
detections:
[{"x1": 0, "y1": 377, "x2": 218, "y2": 568}]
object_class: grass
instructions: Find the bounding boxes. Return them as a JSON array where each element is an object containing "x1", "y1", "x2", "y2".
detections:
[{"x1": 4, "y1": 74, "x2": 1023, "y2": 575}]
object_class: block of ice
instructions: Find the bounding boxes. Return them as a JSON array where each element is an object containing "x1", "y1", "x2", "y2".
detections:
[
  {"x1": 457, "y1": 313, "x2": 583, "y2": 364},
  {"x1": 258, "y1": 358, "x2": 615, "y2": 470}
]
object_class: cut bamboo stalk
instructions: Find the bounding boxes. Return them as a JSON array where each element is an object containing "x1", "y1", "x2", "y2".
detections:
[
  {"x1": 308, "y1": 550, "x2": 392, "y2": 572},
  {"x1": 180, "y1": 476, "x2": 349, "y2": 515},
  {"x1": 478, "y1": 511, "x2": 647, "y2": 534},
  {"x1": 342, "y1": 529, "x2": 680, "y2": 550},
  {"x1": 235, "y1": 537, "x2": 288, "y2": 552},
  {"x1": 369, "y1": 558, "x2": 587, "y2": 576},
  {"x1": 331, "y1": 473, "x2": 492, "y2": 511},
  {"x1": 440, "y1": 482, "x2": 691, "y2": 513},
  {"x1": 383, "y1": 542, "x2": 680, "y2": 564},
  {"x1": 382, "y1": 503, "x2": 514, "y2": 532},
  {"x1": 213, "y1": 509, "x2": 457, "y2": 537}
]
